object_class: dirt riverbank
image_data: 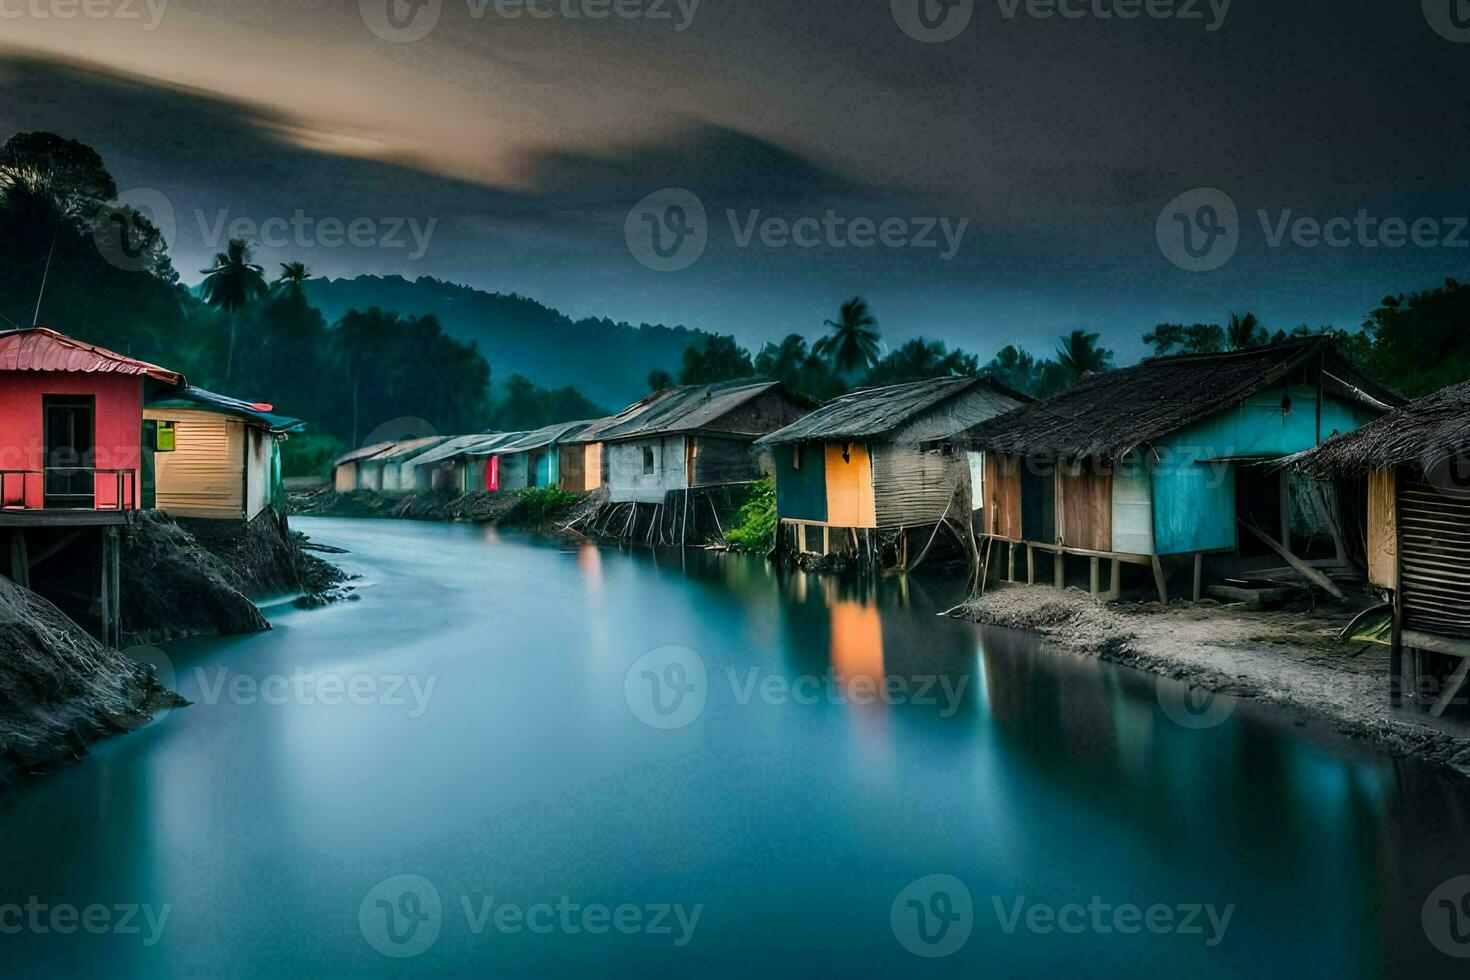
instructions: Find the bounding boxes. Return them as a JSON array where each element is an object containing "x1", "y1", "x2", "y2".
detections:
[{"x1": 955, "y1": 586, "x2": 1470, "y2": 780}]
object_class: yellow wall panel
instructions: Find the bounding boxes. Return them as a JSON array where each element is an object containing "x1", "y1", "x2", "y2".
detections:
[{"x1": 824, "y1": 443, "x2": 876, "y2": 528}]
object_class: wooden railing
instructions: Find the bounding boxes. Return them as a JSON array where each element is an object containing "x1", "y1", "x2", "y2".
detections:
[{"x1": 0, "y1": 468, "x2": 138, "y2": 511}]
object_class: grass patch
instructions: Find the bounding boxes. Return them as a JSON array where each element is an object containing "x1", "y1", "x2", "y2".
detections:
[{"x1": 509, "y1": 486, "x2": 583, "y2": 525}]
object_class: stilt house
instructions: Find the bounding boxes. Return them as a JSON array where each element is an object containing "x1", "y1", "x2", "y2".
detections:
[
  {"x1": 755, "y1": 376, "x2": 1026, "y2": 563},
  {"x1": 962, "y1": 340, "x2": 1398, "y2": 602},
  {"x1": 1294, "y1": 379, "x2": 1470, "y2": 715}
]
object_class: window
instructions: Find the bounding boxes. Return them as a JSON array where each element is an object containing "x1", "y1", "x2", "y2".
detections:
[{"x1": 642, "y1": 446, "x2": 655, "y2": 474}]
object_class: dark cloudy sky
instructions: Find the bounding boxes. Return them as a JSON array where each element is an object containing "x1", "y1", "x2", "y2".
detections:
[{"x1": 3, "y1": 0, "x2": 1469, "y2": 362}]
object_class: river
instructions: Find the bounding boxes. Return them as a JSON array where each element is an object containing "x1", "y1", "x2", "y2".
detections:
[{"x1": 2, "y1": 517, "x2": 1468, "y2": 977}]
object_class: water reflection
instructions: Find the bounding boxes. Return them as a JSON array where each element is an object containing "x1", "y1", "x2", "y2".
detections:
[{"x1": 0, "y1": 523, "x2": 1467, "y2": 979}]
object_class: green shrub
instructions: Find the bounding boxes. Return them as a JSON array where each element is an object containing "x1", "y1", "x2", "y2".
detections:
[
  {"x1": 724, "y1": 476, "x2": 776, "y2": 553},
  {"x1": 510, "y1": 486, "x2": 582, "y2": 524},
  {"x1": 281, "y1": 431, "x2": 347, "y2": 479}
]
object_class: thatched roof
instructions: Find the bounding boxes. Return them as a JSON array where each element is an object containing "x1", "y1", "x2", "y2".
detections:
[
  {"x1": 755, "y1": 376, "x2": 1025, "y2": 447},
  {"x1": 962, "y1": 339, "x2": 1398, "y2": 461},
  {"x1": 1293, "y1": 379, "x2": 1470, "y2": 477}
]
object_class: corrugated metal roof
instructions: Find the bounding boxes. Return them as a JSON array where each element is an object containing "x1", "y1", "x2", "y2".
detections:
[
  {"x1": 563, "y1": 394, "x2": 663, "y2": 445},
  {"x1": 477, "y1": 420, "x2": 594, "y2": 456},
  {"x1": 756, "y1": 376, "x2": 1021, "y2": 446},
  {"x1": 373, "y1": 436, "x2": 452, "y2": 464},
  {"x1": 148, "y1": 386, "x2": 305, "y2": 433},
  {"x1": 402, "y1": 433, "x2": 514, "y2": 469},
  {"x1": 596, "y1": 379, "x2": 790, "y2": 442},
  {"x1": 0, "y1": 327, "x2": 183, "y2": 385},
  {"x1": 333, "y1": 442, "x2": 398, "y2": 467}
]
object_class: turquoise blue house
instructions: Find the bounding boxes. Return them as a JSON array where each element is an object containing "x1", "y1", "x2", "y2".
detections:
[{"x1": 962, "y1": 340, "x2": 1400, "y2": 602}]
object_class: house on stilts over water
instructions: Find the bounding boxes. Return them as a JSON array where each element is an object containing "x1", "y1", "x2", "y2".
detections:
[
  {"x1": 589, "y1": 379, "x2": 815, "y2": 544},
  {"x1": 961, "y1": 339, "x2": 1399, "y2": 603},
  {"x1": 755, "y1": 376, "x2": 1028, "y2": 570},
  {"x1": 143, "y1": 386, "x2": 304, "y2": 523},
  {"x1": 0, "y1": 327, "x2": 187, "y2": 646},
  {"x1": 1293, "y1": 379, "x2": 1470, "y2": 716}
]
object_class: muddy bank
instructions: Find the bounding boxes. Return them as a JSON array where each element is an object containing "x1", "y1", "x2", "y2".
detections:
[
  {"x1": 121, "y1": 511, "x2": 349, "y2": 645},
  {"x1": 290, "y1": 488, "x2": 585, "y2": 536},
  {"x1": 955, "y1": 586, "x2": 1470, "y2": 779},
  {"x1": 0, "y1": 574, "x2": 181, "y2": 800}
]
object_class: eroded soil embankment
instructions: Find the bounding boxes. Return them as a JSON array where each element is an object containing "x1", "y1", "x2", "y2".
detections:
[{"x1": 956, "y1": 587, "x2": 1470, "y2": 780}]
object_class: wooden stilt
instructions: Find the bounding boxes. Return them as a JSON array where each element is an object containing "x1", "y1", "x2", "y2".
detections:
[
  {"x1": 822, "y1": 525, "x2": 830, "y2": 556},
  {"x1": 9, "y1": 529, "x2": 28, "y2": 589},
  {"x1": 1007, "y1": 542, "x2": 1016, "y2": 582},
  {"x1": 1089, "y1": 556, "x2": 1099, "y2": 598},
  {"x1": 1026, "y1": 545, "x2": 1034, "y2": 585},
  {"x1": 1151, "y1": 555, "x2": 1169, "y2": 606},
  {"x1": 1430, "y1": 657, "x2": 1470, "y2": 719},
  {"x1": 1279, "y1": 470, "x2": 1292, "y2": 551},
  {"x1": 1108, "y1": 558, "x2": 1122, "y2": 601},
  {"x1": 1390, "y1": 590, "x2": 1404, "y2": 707},
  {"x1": 1192, "y1": 552, "x2": 1203, "y2": 602},
  {"x1": 1053, "y1": 551, "x2": 1064, "y2": 590}
]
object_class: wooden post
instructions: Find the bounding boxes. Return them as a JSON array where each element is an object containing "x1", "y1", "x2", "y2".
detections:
[
  {"x1": 1089, "y1": 556, "x2": 1100, "y2": 598},
  {"x1": 1007, "y1": 542, "x2": 1016, "y2": 582},
  {"x1": 1430, "y1": 657, "x2": 1470, "y2": 719},
  {"x1": 1151, "y1": 555, "x2": 1169, "y2": 606},
  {"x1": 110, "y1": 527, "x2": 121, "y2": 648},
  {"x1": 822, "y1": 525, "x2": 830, "y2": 556},
  {"x1": 8, "y1": 530, "x2": 28, "y2": 589},
  {"x1": 1390, "y1": 589, "x2": 1404, "y2": 707},
  {"x1": 1279, "y1": 471, "x2": 1292, "y2": 551},
  {"x1": 1108, "y1": 558, "x2": 1122, "y2": 601},
  {"x1": 1192, "y1": 552, "x2": 1203, "y2": 602},
  {"x1": 1026, "y1": 545, "x2": 1034, "y2": 585},
  {"x1": 1053, "y1": 551, "x2": 1064, "y2": 590}
]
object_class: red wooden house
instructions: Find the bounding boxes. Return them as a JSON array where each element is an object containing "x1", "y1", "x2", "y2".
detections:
[{"x1": 0, "y1": 328, "x2": 183, "y2": 515}]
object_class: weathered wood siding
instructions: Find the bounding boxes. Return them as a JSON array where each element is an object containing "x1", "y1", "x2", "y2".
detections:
[
  {"x1": 607, "y1": 436, "x2": 688, "y2": 503},
  {"x1": 1111, "y1": 454, "x2": 1156, "y2": 555},
  {"x1": 1367, "y1": 467, "x2": 1397, "y2": 589},
  {"x1": 1059, "y1": 461, "x2": 1112, "y2": 552},
  {"x1": 144, "y1": 407, "x2": 245, "y2": 519},
  {"x1": 824, "y1": 443, "x2": 876, "y2": 528},
  {"x1": 559, "y1": 444, "x2": 588, "y2": 492},
  {"x1": 872, "y1": 445, "x2": 962, "y2": 529},
  {"x1": 1020, "y1": 460, "x2": 1056, "y2": 544},
  {"x1": 1397, "y1": 470, "x2": 1470, "y2": 638},
  {"x1": 334, "y1": 463, "x2": 356, "y2": 492},
  {"x1": 982, "y1": 453, "x2": 1022, "y2": 540},
  {"x1": 691, "y1": 436, "x2": 762, "y2": 487}
]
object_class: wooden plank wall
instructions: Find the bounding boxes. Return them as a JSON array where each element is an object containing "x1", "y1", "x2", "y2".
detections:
[
  {"x1": 983, "y1": 453, "x2": 1023, "y2": 539},
  {"x1": 1060, "y1": 461, "x2": 1113, "y2": 552},
  {"x1": 1367, "y1": 467, "x2": 1397, "y2": 589},
  {"x1": 824, "y1": 443, "x2": 876, "y2": 528},
  {"x1": 145, "y1": 408, "x2": 244, "y2": 519}
]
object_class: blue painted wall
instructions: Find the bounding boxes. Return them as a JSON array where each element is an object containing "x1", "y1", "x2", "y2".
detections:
[
  {"x1": 774, "y1": 443, "x2": 827, "y2": 522},
  {"x1": 1148, "y1": 387, "x2": 1379, "y2": 554}
]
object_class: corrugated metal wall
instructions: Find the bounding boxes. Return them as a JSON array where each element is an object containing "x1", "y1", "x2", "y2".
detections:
[
  {"x1": 144, "y1": 407, "x2": 245, "y2": 519},
  {"x1": 1398, "y1": 471, "x2": 1470, "y2": 638}
]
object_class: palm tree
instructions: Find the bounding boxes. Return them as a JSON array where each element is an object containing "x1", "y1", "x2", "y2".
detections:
[
  {"x1": 814, "y1": 297, "x2": 881, "y2": 376},
  {"x1": 199, "y1": 239, "x2": 268, "y2": 383},
  {"x1": 274, "y1": 261, "x2": 310, "y2": 298},
  {"x1": 1055, "y1": 328, "x2": 1114, "y2": 381},
  {"x1": 1226, "y1": 310, "x2": 1264, "y2": 350}
]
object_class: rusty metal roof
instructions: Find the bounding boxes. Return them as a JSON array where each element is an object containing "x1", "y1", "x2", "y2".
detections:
[{"x1": 0, "y1": 327, "x2": 183, "y2": 385}]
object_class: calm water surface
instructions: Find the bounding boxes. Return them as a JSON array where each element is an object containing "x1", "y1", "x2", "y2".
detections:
[{"x1": 3, "y1": 517, "x2": 1469, "y2": 978}]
